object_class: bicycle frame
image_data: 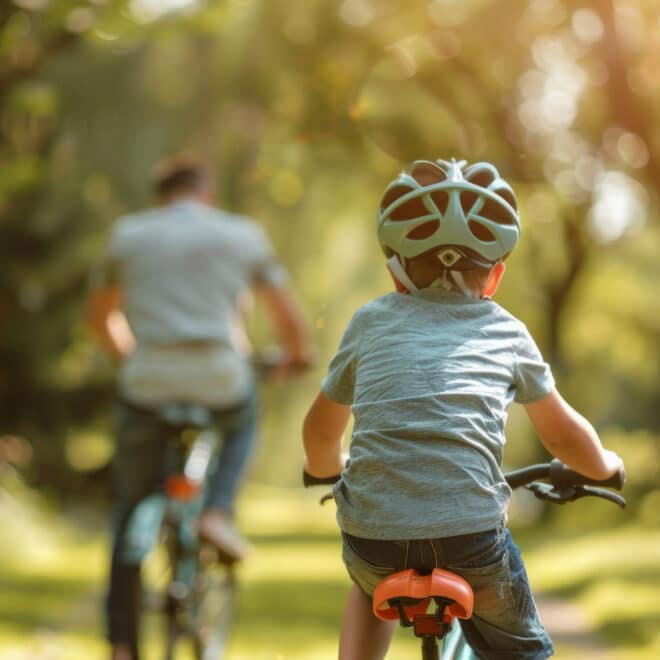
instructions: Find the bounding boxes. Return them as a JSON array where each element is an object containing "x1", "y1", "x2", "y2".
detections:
[{"x1": 122, "y1": 425, "x2": 214, "y2": 566}]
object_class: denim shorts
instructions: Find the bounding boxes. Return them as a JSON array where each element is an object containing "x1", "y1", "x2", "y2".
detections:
[{"x1": 342, "y1": 526, "x2": 554, "y2": 660}]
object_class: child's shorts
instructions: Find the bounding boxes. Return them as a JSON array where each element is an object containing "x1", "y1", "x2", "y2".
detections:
[{"x1": 342, "y1": 526, "x2": 554, "y2": 660}]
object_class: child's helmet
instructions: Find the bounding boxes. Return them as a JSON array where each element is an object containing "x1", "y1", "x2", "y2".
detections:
[{"x1": 377, "y1": 158, "x2": 520, "y2": 268}]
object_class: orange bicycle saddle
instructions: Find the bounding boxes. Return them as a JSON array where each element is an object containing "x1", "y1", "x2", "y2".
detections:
[{"x1": 373, "y1": 568, "x2": 474, "y2": 622}]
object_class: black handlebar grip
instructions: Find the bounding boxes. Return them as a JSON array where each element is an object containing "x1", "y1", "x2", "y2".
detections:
[
  {"x1": 549, "y1": 459, "x2": 626, "y2": 490},
  {"x1": 303, "y1": 470, "x2": 342, "y2": 488}
]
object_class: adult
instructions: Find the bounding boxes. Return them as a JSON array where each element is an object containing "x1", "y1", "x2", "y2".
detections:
[{"x1": 87, "y1": 155, "x2": 311, "y2": 660}]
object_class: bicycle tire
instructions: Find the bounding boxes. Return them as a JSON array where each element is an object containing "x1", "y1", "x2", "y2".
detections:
[
  {"x1": 192, "y1": 549, "x2": 237, "y2": 660},
  {"x1": 139, "y1": 522, "x2": 186, "y2": 659}
]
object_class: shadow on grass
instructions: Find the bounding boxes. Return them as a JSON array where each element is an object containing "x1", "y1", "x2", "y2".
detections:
[
  {"x1": 600, "y1": 614, "x2": 660, "y2": 648},
  {"x1": 233, "y1": 576, "x2": 347, "y2": 644},
  {"x1": 537, "y1": 564, "x2": 660, "y2": 653},
  {"x1": 0, "y1": 571, "x2": 99, "y2": 633}
]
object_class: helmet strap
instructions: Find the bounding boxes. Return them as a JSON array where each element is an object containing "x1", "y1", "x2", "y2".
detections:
[
  {"x1": 449, "y1": 270, "x2": 475, "y2": 298},
  {"x1": 388, "y1": 254, "x2": 504, "y2": 299},
  {"x1": 387, "y1": 255, "x2": 418, "y2": 293}
]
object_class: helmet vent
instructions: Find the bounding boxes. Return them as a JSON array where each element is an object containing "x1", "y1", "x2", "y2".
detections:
[
  {"x1": 460, "y1": 191, "x2": 479, "y2": 214},
  {"x1": 468, "y1": 220, "x2": 496, "y2": 242},
  {"x1": 496, "y1": 187, "x2": 517, "y2": 211},
  {"x1": 429, "y1": 189, "x2": 449, "y2": 214},
  {"x1": 407, "y1": 220, "x2": 440, "y2": 240},
  {"x1": 381, "y1": 184, "x2": 411, "y2": 211},
  {"x1": 479, "y1": 197, "x2": 516, "y2": 225},
  {"x1": 391, "y1": 195, "x2": 428, "y2": 220},
  {"x1": 410, "y1": 161, "x2": 448, "y2": 186},
  {"x1": 465, "y1": 164, "x2": 497, "y2": 188},
  {"x1": 381, "y1": 185, "x2": 428, "y2": 220}
]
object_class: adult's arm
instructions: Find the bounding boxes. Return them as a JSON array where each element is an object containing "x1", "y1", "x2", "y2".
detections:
[
  {"x1": 85, "y1": 284, "x2": 135, "y2": 360},
  {"x1": 254, "y1": 282, "x2": 313, "y2": 367}
]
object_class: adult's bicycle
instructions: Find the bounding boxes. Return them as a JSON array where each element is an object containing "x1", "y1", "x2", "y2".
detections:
[
  {"x1": 305, "y1": 459, "x2": 626, "y2": 660},
  {"x1": 121, "y1": 401, "x2": 238, "y2": 660},
  {"x1": 120, "y1": 355, "x2": 299, "y2": 660}
]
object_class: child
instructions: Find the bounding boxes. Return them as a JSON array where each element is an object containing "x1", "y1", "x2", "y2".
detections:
[{"x1": 302, "y1": 158, "x2": 624, "y2": 660}]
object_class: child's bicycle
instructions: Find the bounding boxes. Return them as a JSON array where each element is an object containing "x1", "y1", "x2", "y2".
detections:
[{"x1": 305, "y1": 459, "x2": 626, "y2": 660}]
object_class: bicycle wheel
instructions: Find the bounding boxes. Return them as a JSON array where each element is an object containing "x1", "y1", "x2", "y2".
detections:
[
  {"x1": 192, "y1": 546, "x2": 237, "y2": 660},
  {"x1": 140, "y1": 522, "x2": 185, "y2": 660}
]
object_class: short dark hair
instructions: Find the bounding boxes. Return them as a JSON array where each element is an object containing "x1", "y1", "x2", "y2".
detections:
[{"x1": 152, "y1": 154, "x2": 209, "y2": 197}]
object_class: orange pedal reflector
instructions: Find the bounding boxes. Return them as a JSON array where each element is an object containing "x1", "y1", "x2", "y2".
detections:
[
  {"x1": 165, "y1": 475, "x2": 201, "y2": 501},
  {"x1": 373, "y1": 568, "x2": 474, "y2": 622}
]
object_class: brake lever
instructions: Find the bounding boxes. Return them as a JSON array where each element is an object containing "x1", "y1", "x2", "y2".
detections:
[
  {"x1": 319, "y1": 492, "x2": 335, "y2": 505},
  {"x1": 579, "y1": 485, "x2": 627, "y2": 509},
  {"x1": 526, "y1": 482, "x2": 573, "y2": 504},
  {"x1": 525, "y1": 482, "x2": 626, "y2": 509}
]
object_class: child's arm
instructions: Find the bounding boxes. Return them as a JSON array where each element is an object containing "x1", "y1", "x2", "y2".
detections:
[
  {"x1": 303, "y1": 391, "x2": 351, "y2": 479},
  {"x1": 524, "y1": 389, "x2": 623, "y2": 480}
]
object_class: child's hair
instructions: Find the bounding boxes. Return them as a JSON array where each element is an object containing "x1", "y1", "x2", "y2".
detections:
[
  {"x1": 377, "y1": 158, "x2": 520, "y2": 296},
  {"x1": 404, "y1": 248, "x2": 494, "y2": 296}
]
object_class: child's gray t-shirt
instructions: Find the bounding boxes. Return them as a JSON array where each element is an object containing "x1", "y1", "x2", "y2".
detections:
[{"x1": 321, "y1": 288, "x2": 555, "y2": 540}]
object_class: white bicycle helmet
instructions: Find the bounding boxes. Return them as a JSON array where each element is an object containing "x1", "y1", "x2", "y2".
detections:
[{"x1": 377, "y1": 158, "x2": 520, "y2": 294}]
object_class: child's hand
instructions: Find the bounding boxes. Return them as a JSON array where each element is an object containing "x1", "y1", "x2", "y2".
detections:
[{"x1": 602, "y1": 449, "x2": 625, "y2": 478}]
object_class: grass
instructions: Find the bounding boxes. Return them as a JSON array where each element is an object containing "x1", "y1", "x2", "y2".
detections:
[
  {"x1": 1, "y1": 476, "x2": 658, "y2": 659},
  {"x1": 520, "y1": 524, "x2": 660, "y2": 659},
  {"x1": 227, "y1": 484, "x2": 420, "y2": 659},
  {"x1": 0, "y1": 473, "x2": 107, "y2": 659}
]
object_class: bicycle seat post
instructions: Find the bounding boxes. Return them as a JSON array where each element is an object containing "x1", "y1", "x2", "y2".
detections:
[{"x1": 421, "y1": 634, "x2": 439, "y2": 660}]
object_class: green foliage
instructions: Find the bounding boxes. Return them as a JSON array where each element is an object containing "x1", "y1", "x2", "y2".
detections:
[{"x1": 0, "y1": 0, "x2": 658, "y2": 520}]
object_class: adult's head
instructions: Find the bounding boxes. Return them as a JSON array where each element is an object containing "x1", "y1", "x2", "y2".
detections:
[
  {"x1": 377, "y1": 158, "x2": 520, "y2": 297},
  {"x1": 151, "y1": 154, "x2": 215, "y2": 205}
]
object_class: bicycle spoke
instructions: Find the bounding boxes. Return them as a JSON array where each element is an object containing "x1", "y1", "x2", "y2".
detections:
[{"x1": 193, "y1": 563, "x2": 236, "y2": 660}]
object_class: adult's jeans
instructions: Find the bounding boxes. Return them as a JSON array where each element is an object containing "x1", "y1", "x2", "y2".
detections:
[{"x1": 105, "y1": 395, "x2": 257, "y2": 657}]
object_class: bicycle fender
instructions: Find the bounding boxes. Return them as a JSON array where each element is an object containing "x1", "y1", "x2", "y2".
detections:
[{"x1": 122, "y1": 494, "x2": 169, "y2": 564}]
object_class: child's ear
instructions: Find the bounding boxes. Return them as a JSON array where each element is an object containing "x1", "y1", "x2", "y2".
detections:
[{"x1": 482, "y1": 261, "x2": 505, "y2": 298}]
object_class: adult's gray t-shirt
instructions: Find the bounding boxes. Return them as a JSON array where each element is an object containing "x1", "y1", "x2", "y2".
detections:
[
  {"x1": 321, "y1": 288, "x2": 555, "y2": 540},
  {"x1": 105, "y1": 199, "x2": 287, "y2": 407}
]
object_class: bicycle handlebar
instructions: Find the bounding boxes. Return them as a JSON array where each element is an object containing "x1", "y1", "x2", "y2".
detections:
[
  {"x1": 303, "y1": 458, "x2": 627, "y2": 508},
  {"x1": 504, "y1": 459, "x2": 626, "y2": 508},
  {"x1": 504, "y1": 458, "x2": 626, "y2": 491}
]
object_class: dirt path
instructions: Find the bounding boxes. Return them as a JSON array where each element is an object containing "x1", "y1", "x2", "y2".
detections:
[{"x1": 536, "y1": 593, "x2": 613, "y2": 659}]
